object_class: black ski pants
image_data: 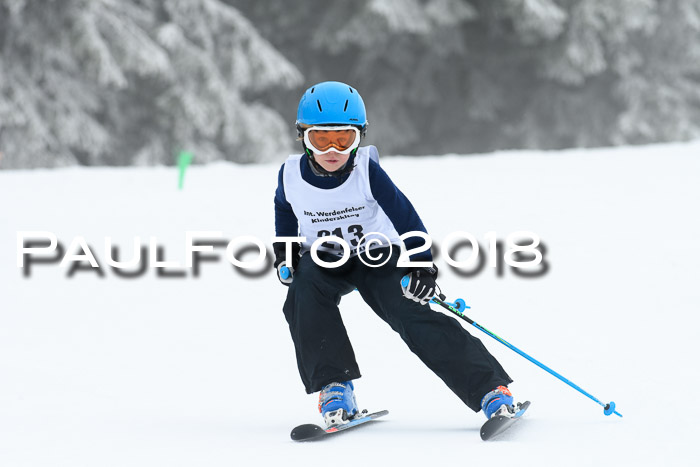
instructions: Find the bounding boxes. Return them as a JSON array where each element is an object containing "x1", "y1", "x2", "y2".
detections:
[{"x1": 282, "y1": 249, "x2": 512, "y2": 412}]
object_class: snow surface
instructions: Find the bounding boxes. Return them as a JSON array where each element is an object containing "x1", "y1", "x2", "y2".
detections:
[{"x1": 1, "y1": 142, "x2": 699, "y2": 466}]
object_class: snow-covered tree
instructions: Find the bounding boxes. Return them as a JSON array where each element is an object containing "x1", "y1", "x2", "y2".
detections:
[
  {"x1": 612, "y1": 0, "x2": 700, "y2": 144},
  {"x1": 0, "y1": 0, "x2": 302, "y2": 169},
  {"x1": 494, "y1": 0, "x2": 700, "y2": 149}
]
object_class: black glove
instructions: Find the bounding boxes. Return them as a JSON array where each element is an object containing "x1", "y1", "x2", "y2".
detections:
[
  {"x1": 402, "y1": 264, "x2": 438, "y2": 305},
  {"x1": 273, "y1": 242, "x2": 301, "y2": 286}
]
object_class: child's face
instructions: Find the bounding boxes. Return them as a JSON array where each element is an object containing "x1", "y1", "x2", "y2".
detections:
[{"x1": 313, "y1": 150, "x2": 351, "y2": 172}]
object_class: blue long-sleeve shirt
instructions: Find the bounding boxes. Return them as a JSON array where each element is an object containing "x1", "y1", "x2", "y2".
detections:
[{"x1": 274, "y1": 150, "x2": 432, "y2": 261}]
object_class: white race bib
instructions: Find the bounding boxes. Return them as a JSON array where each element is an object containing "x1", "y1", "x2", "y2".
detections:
[{"x1": 283, "y1": 147, "x2": 402, "y2": 257}]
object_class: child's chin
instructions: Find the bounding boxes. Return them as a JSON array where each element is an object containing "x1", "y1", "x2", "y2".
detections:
[{"x1": 321, "y1": 162, "x2": 341, "y2": 171}]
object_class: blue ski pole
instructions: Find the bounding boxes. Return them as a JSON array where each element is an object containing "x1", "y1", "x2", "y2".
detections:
[{"x1": 401, "y1": 276, "x2": 622, "y2": 418}]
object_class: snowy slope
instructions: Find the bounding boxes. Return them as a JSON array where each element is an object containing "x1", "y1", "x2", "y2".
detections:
[{"x1": 1, "y1": 142, "x2": 699, "y2": 466}]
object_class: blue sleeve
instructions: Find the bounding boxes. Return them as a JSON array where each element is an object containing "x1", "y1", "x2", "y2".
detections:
[
  {"x1": 274, "y1": 164, "x2": 299, "y2": 237},
  {"x1": 368, "y1": 159, "x2": 433, "y2": 262}
]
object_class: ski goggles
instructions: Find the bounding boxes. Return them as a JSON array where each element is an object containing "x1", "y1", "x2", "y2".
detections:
[{"x1": 303, "y1": 125, "x2": 361, "y2": 155}]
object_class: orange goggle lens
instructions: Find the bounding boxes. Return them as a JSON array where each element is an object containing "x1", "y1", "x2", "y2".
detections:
[{"x1": 307, "y1": 128, "x2": 358, "y2": 152}]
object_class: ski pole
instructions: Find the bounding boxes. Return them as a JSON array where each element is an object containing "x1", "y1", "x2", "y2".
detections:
[{"x1": 400, "y1": 276, "x2": 622, "y2": 418}]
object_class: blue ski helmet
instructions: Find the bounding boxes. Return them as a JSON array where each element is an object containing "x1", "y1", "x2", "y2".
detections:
[{"x1": 296, "y1": 81, "x2": 368, "y2": 132}]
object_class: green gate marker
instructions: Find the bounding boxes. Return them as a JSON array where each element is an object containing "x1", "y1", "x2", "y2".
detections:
[{"x1": 177, "y1": 151, "x2": 193, "y2": 190}]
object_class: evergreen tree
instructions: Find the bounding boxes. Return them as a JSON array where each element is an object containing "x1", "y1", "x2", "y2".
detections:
[
  {"x1": 0, "y1": 0, "x2": 302, "y2": 169},
  {"x1": 613, "y1": 0, "x2": 700, "y2": 144}
]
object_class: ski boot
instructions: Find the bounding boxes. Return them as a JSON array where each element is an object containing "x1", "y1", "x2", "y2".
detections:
[
  {"x1": 481, "y1": 385, "x2": 515, "y2": 419},
  {"x1": 318, "y1": 381, "x2": 358, "y2": 428}
]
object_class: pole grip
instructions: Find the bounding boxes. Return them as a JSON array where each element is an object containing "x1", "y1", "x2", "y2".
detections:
[{"x1": 280, "y1": 266, "x2": 291, "y2": 280}]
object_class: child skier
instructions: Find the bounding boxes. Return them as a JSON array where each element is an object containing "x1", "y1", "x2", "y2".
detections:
[{"x1": 273, "y1": 81, "x2": 514, "y2": 428}]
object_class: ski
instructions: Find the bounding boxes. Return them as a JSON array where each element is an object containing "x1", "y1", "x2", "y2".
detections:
[
  {"x1": 290, "y1": 409, "x2": 389, "y2": 441},
  {"x1": 480, "y1": 401, "x2": 530, "y2": 441}
]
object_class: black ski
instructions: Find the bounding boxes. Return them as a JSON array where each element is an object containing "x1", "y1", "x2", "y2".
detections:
[
  {"x1": 290, "y1": 410, "x2": 388, "y2": 441},
  {"x1": 480, "y1": 401, "x2": 530, "y2": 441}
]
